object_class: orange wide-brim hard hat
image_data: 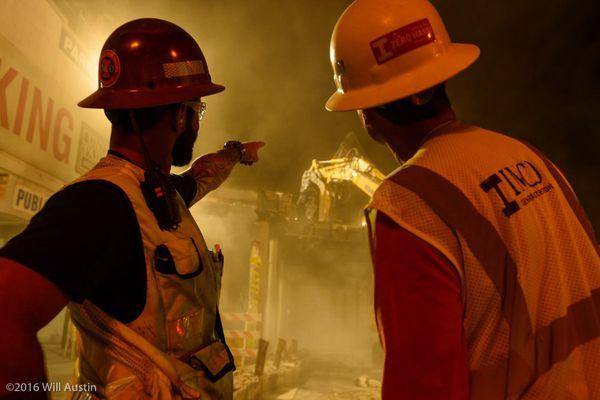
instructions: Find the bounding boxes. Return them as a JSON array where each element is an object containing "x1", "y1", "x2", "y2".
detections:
[
  {"x1": 326, "y1": 43, "x2": 480, "y2": 112},
  {"x1": 326, "y1": 0, "x2": 480, "y2": 112}
]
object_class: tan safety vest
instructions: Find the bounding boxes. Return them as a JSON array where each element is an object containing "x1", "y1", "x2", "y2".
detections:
[
  {"x1": 65, "y1": 155, "x2": 233, "y2": 399},
  {"x1": 366, "y1": 123, "x2": 600, "y2": 399}
]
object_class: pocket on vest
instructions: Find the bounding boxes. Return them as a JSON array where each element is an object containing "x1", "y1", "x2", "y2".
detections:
[{"x1": 154, "y1": 237, "x2": 203, "y2": 279}]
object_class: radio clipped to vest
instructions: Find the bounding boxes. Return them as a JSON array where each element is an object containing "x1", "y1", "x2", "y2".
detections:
[
  {"x1": 141, "y1": 166, "x2": 181, "y2": 231},
  {"x1": 127, "y1": 110, "x2": 182, "y2": 231}
]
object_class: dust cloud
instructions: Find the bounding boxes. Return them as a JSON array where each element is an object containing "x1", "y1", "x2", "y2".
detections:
[
  {"x1": 11, "y1": 0, "x2": 598, "y2": 376},
  {"x1": 54, "y1": 0, "x2": 599, "y2": 232}
]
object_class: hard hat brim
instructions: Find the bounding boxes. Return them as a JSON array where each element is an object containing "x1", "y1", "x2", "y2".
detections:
[
  {"x1": 78, "y1": 82, "x2": 226, "y2": 109},
  {"x1": 325, "y1": 43, "x2": 480, "y2": 112}
]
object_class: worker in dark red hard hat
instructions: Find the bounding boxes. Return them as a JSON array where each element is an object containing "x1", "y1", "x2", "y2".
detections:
[{"x1": 0, "y1": 18, "x2": 263, "y2": 399}]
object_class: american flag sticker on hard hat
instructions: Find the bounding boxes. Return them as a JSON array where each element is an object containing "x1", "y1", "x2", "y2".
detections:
[
  {"x1": 370, "y1": 19, "x2": 436, "y2": 65},
  {"x1": 163, "y1": 60, "x2": 206, "y2": 78}
]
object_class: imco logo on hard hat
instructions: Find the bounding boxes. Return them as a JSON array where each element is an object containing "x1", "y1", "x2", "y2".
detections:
[{"x1": 370, "y1": 19, "x2": 436, "y2": 65}]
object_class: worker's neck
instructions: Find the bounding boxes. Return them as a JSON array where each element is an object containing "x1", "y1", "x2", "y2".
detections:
[
  {"x1": 109, "y1": 130, "x2": 173, "y2": 174},
  {"x1": 386, "y1": 107, "x2": 456, "y2": 163}
]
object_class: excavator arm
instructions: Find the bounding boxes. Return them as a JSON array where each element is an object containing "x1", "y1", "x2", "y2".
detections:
[{"x1": 298, "y1": 155, "x2": 385, "y2": 222}]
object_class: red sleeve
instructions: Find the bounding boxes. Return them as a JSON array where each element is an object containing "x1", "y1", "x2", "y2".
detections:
[{"x1": 373, "y1": 211, "x2": 468, "y2": 400}]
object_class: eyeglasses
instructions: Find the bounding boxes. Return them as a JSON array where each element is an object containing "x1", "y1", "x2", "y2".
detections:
[{"x1": 184, "y1": 101, "x2": 206, "y2": 121}]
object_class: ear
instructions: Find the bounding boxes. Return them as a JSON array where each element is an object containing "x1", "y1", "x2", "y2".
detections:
[
  {"x1": 174, "y1": 103, "x2": 187, "y2": 133},
  {"x1": 360, "y1": 109, "x2": 386, "y2": 144},
  {"x1": 410, "y1": 88, "x2": 435, "y2": 106}
]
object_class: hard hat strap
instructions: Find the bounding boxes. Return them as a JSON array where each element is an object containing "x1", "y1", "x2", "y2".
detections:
[
  {"x1": 128, "y1": 110, "x2": 155, "y2": 171},
  {"x1": 128, "y1": 110, "x2": 182, "y2": 231}
]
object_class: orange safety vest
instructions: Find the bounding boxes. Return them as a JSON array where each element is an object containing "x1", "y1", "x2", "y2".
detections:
[
  {"x1": 65, "y1": 155, "x2": 233, "y2": 399},
  {"x1": 366, "y1": 122, "x2": 600, "y2": 399}
]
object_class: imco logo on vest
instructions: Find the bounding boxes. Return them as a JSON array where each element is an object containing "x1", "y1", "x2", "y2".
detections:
[{"x1": 480, "y1": 160, "x2": 554, "y2": 217}]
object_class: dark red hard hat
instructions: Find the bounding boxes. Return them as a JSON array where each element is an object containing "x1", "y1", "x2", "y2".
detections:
[{"x1": 79, "y1": 18, "x2": 225, "y2": 109}]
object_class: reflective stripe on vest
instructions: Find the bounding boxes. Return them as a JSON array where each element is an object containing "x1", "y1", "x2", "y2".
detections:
[{"x1": 388, "y1": 165, "x2": 600, "y2": 398}]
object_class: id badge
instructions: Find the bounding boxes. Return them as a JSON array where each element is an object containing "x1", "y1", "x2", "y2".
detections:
[{"x1": 185, "y1": 341, "x2": 235, "y2": 382}]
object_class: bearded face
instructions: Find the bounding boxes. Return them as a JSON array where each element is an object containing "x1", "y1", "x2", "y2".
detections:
[{"x1": 171, "y1": 107, "x2": 199, "y2": 166}]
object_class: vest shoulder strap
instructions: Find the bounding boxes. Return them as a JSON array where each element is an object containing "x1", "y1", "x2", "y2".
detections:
[{"x1": 368, "y1": 176, "x2": 464, "y2": 283}]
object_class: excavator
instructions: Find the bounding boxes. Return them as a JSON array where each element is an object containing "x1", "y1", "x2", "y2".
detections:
[{"x1": 297, "y1": 133, "x2": 386, "y2": 224}]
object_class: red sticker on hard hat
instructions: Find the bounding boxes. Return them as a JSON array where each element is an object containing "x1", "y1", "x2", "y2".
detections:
[
  {"x1": 99, "y1": 49, "x2": 121, "y2": 88},
  {"x1": 370, "y1": 19, "x2": 436, "y2": 65}
]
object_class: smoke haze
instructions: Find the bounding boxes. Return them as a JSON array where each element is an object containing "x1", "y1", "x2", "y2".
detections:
[{"x1": 56, "y1": 0, "x2": 598, "y2": 230}]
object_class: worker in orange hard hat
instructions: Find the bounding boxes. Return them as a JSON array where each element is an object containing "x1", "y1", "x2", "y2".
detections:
[
  {"x1": 327, "y1": 1, "x2": 600, "y2": 399},
  {"x1": 0, "y1": 18, "x2": 264, "y2": 399}
]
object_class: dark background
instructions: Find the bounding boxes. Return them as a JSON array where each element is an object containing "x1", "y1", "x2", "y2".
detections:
[{"x1": 60, "y1": 0, "x2": 600, "y2": 231}]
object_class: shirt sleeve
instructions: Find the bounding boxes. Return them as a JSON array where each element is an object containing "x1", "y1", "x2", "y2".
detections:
[
  {"x1": 0, "y1": 180, "x2": 142, "y2": 305},
  {"x1": 181, "y1": 149, "x2": 239, "y2": 207},
  {"x1": 170, "y1": 173, "x2": 198, "y2": 207},
  {"x1": 373, "y1": 211, "x2": 468, "y2": 400}
]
